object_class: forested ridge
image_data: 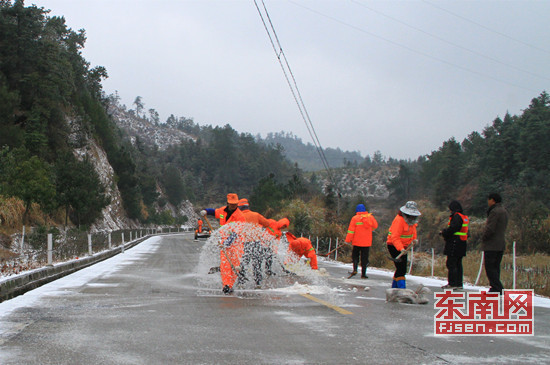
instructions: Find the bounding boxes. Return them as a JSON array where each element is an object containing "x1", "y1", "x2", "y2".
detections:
[
  {"x1": 260, "y1": 131, "x2": 364, "y2": 171},
  {"x1": 0, "y1": 0, "x2": 111, "y2": 227},
  {"x1": 385, "y1": 91, "x2": 550, "y2": 253},
  {"x1": 1, "y1": 1, "x2": 549, "y2": 256},
  {"x1": 0, "y1": 1, "x2": 308, "y2": 230}
]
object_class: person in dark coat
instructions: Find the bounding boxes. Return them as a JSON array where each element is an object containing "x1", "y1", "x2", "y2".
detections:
[
  {"x1": 481, "y1": 193, "x2": 509, "y2": 294},
  {"x1": 440, "y1": 200, "x2": 469, "y2": 289}
]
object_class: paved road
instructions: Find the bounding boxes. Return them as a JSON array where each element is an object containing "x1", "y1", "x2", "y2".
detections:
[{"x1": 0, "y1": 234, "x2": 549, "y2": 364}]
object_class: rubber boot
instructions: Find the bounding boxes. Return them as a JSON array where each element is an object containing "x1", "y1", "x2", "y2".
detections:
[
  {"x1": 396, "y1": 279, "x2": 406, "y2": 289},
  {"x1": 392, "y1": 280, "x2": 398, "y2": 288}
]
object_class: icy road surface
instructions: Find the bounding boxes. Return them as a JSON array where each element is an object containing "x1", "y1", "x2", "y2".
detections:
[{"x1": 1, "y1": 234, "x2": 549, "y2": 364}]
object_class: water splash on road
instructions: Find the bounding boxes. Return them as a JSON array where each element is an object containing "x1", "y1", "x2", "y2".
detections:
[{"x1": 196, "y1": 223, "x2": 331, "y2": 296}]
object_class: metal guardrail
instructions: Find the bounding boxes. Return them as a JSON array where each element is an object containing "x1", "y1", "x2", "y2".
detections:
[{"x1": 0, "y1": 226, "x2": 195, "y2": 302}]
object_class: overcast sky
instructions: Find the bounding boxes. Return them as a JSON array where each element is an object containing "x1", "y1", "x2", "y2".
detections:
[{"x1": 29, "y1": 0, "x2": 549, "y2": 160}]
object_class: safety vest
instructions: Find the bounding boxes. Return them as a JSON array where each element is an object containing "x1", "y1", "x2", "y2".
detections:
[{"x1": 449, "y1": 212, "x2": 469, "y2": 241}]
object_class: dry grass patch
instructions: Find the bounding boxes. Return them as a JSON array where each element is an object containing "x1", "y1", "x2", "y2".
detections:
[{"x1": 0, "y1": 247, "x2": 17, "y2": 260}]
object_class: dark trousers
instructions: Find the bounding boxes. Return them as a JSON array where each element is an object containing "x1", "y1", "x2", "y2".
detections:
[
  {"x1": 352, "y1": 246, "x2": 370, "y2": 275},
  {"x1": 239, "y1": 241, "x2": 264, "y2": 285},
  {"x1": 387, "y1": 245, "x2": 407, "y2": 278},
  {"x1": 484, "y1": 250, "x2": 504, "y2": 293},
  {"x1": 446, "y1": 255, "x2": 464, "y2": 287},
  {"x1": 261, "y1": 245, "x2": 274, "y2": 275}
]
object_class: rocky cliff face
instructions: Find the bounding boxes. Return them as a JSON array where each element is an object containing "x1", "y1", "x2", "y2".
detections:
[
  {"x1": 78, "y1": 139, "x2": 137, "y2": 232},
  {"x1": 66, "y1": 113, "x2": 137, "y2": 231}
]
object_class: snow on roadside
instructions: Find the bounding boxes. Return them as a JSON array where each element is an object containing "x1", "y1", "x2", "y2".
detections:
[
  {"x1": 0, "y1": 236, "x2": 162, "y2": 324},
  {"x1": 1, "y1": 235, "x2": 549, "y2": 330},
  {"x1": 319, "y1": 257, "x2": 550, "y2": 309}
]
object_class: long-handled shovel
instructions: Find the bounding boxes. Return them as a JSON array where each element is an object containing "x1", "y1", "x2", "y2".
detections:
[
  {"x1": 322, "y1": 242, "x2": 350, "y2": 257},
  {"x1": 388, "y1": 240, "x2": 417, "y2": 262},
  {"x1": 202, "y1": 213, "x2": 215, "y2": 231}
]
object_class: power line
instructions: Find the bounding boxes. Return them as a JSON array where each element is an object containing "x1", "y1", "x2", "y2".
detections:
[
  {"x1": 350, "y1": 0, "x2": 550, "y2": 82},
  {"x1": 253, "y1": 0, "x2": 337, "y2": 187},
  {"x1": 422, "y1": 0, "x2": 550, "y2": 55},
  {"x1": 288, "y1": 0, "x2": 540, "y2": 93}
]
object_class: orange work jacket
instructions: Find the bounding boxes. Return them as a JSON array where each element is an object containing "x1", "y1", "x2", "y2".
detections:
[
  {"x1": 241, "y1": 209, "x2": 271, "y2": 228},
  {"x1": 267, "y1": 218, "x2": 290, "y2": 239},
  {"x1": 288, "y1": 237, "x2": 315, "y2": 257},
  {"x1": 214, "y1": 207, "x2": 245, "y2": 288},
  {"x1": 386, "y1": 214, "x2": 417, "y2": 251},
  {"x1": 215, "y1": 206, "x2": 246, "y2": 226},
  {"x1": 287, "y1": 236, "x2": 318, "y2": 270},
  {"x1": 345, "y1": 212, "x2": 378, "y2": 247}
]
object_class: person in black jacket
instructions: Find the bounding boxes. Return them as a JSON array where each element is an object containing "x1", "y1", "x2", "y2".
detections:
[
  {"x1": 440, "y1": 200, "x2": 469, "y2": 290},
  {"x1": 481, "y1": 192, "x2": 508, "y2": 294}
]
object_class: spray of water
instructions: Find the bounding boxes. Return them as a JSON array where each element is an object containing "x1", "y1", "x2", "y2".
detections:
[{"x1": 196, "y1": 222, "x2": 331, "y2": 295}]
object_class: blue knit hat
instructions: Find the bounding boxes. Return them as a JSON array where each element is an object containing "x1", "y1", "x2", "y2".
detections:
[{"x1": 356, "y1": 204, "x2": 366, "y2": 212}]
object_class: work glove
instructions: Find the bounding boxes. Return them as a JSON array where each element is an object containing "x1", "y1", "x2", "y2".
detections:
[{"x1": 200, "y1": 210, "x2": 207, "y2": 216}]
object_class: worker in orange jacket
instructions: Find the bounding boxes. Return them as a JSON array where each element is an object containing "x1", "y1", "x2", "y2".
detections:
[
  {"x1": 285, "y1": 232, "x2": 318, "y2": 270},
  {"x1": 345, "y1": 204, "x2": 378, "y2": 279},
  {"x1": 237, "y1": 198, "x2": 272, "y2": 286},
  {"x1": 267, "y1": 218, "x2": 289, "y2": 240},
  {"x1": 264, "y1": 217, "x2": 290, "y2": 275},
  {"x1": 201, "y1": 193, "x2": 246, "y2": 294},
  {"x1": 194, "y1": 219, "x2": 203, "y2": 240},
  {"x1": 238, "y1": 199, "x2": 271, "y2": 228},
  {"x1": 387, "y1": 201, "x2": 421, "y2": 289}
]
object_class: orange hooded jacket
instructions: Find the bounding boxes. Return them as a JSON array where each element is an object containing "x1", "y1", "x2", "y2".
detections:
[
  {"x1": 240, "y1": 209, "x2": 271, "y2": 228},
  {"x1": 285, "y1": 233, "x2": 318, "y2": 270},
  {"x1": 345, "y1": 212, "x2": 378, "y2": 247},
  {"x1": 386, "y1": 214, "x2": 417, "y2": 251},
  {"x1": 267, "y1": 218, "x2": 290, "y2": 239}
]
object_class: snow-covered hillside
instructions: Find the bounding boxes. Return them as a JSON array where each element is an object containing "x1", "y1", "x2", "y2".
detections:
[{"x1": 108, "y1": 103, "x2": 194, "y2": 150}]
